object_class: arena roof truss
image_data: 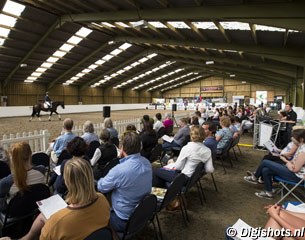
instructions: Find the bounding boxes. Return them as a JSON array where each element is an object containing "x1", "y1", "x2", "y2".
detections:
[{"x1": 1, "y1": 0, "x2": 305, "y2": 94}]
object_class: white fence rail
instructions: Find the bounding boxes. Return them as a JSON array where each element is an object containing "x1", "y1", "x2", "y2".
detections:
[
  {"x1": 0, "y1": 113, "x2": 189, "y2": 153},
  {"x1": 0, "y1": 130, "x2": 50, "y2": 152}
]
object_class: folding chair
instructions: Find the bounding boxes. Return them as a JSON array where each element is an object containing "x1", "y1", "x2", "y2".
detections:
[
  {"x1": 0, "y1": 184, "x2": 51, "y2": 238},
  {"x1": 32, "y1": 152, "x2": 50, "y2": 183},
  {"x1": 216, "y1": 138, "x2": 233, "y2": 173},
  {"x1": 115, "y1": 194, "x2": 158, "y2": 240},
  {"x1": 154, "y1": 173, "x2": 187, "y2": 240},
  {"x1": 86, "y1": 141, "x2": 100, "y2": 159},
  {"x1": 149, "y1": 144, "x2": 163, "y2": 164},
  {"x1": 85, "y1": 227, "x2": 113, "y2": 240},
  {"x1": 274, "y1": 176, "x2": 305, "y2": 205},
  {"x1": 229, "y1": 135, "x2": 241, "y2": 161}
]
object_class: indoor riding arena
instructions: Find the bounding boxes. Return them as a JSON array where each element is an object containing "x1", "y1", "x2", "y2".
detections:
[{"x1": 0, "y1": 1, "x2": 305, "y2": 240}]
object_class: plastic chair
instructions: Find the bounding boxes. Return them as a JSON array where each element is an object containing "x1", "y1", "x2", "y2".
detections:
[
  {"x1": 32, "y1": 152, "x2": 50, "y2": 183},
  {"x1": 229, "y1": 135, "x2": 241, "y2": 161},
  {"x1": 86, "y1": 141, "x2": 101, "y2": 159},
  {"x1": 274, "y1": 176, "x2": 305, "y2": 205},
  {"x1": 216, "y1": 138, "x2": 233, "y2": 174},
  {"x1": 149, "y1": 144, "x2": 163, "y2": 164},
  {"x1": 111, "y1": 137, "x2": 120, "y2": 148},
  {"x1": 85, "y1": 227, "x2": 113, "y2": 240},
  {"x1": 57, "y1": 149, "x2": 72, "y2": 166},
  {"x1": 157, "y1": 127, "x2": 166, "y2": 138},
  {"x1": 0, "y1": 184, "x2": 51, "y2": 238},
  {"x1": 116, "y1": 194, "x2": 158, "y2": 240},
  {"x1": 154, "y1": 173, "x2": 187, "y2": 240}
]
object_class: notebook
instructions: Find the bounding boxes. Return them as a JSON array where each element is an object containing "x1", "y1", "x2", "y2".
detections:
[
  {"x1": 263, "y1": 140, "x2": 280, "y2": 154},
  {"x1": 151, "y1": 187, "x2": 167, "y2": 201},
  {"x1": 162, "y1": 135, "x2": 174, "y2": 143}
]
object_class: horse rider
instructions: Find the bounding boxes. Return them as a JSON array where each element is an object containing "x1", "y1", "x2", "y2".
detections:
[{"x1": 44, "y1": 92, "x2": 52, "y2": 108}]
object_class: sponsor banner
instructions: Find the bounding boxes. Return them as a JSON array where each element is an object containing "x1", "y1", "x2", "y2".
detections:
[{"x1": 200, "y1": 86, "x2": 223, "y2": 92}]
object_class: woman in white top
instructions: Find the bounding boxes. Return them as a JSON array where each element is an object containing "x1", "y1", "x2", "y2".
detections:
[
  {"x1": 153, "y1": 125, "x2": 214, "y2": 188},
  {"x1": 244, "y1": 128, "x2": 305, "y2": 199}
]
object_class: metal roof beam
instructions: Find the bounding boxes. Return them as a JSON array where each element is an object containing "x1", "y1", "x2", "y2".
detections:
[
  {"x1": 47, "y1": 42, "x2": 110, "y2": 90},
  {"x1": 213, "y1": 20, "x2": 231, "y2": 43},
  {"x1": 153, "y1": 49, "x2": 296, "y2": 77},
  {"x1": 3, "y1": 19, "x2": 59, "y2": 88},
  {"x1": 249, "y1": 23, "x2": 258, "y2": 45},
  {"x1": 80, "y1": 50, "x2": 149, "y2": 89},
  {"x1": 60, "y1": 3, "x2": 305, "y2": 31}
]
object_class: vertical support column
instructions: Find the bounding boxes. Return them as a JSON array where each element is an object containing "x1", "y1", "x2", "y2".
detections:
[{"x1": 222, "y1": 77, "x2": 225, "y2": 98}]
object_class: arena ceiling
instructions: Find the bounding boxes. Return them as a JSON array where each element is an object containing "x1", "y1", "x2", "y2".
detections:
[{"x1": 0, "y1": 0, "x2": 305, "y2": 93}]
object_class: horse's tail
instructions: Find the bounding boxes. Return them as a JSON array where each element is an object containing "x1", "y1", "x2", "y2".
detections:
[{"x1": 31, "y1": 105, "x2": 37, "y2": 117}]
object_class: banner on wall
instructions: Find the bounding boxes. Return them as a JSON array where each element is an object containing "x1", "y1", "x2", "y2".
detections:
[
  {"x1": 256, "y1": 91, "x2": 268, "y2": 105},
  {"x1": 152, "y1": 98, "x2": 165, "y2": 104},
  {"x1": 200, "y1": 86, "x2": 223, "y2": 92}
]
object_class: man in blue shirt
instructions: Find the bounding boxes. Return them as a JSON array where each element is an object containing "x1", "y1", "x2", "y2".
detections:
[
  {"x1": 50, "y1": 118, "x2": 75, "y2": 164},
  {"x1": 97, "y1": 132, "x2": 152, "y2": 232},
  {"x1": 202, "y1": 121, "x2": 218, "y2": 160}
]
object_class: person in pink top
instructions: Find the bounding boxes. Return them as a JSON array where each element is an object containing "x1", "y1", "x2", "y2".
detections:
[{"x1": 162, "y1": 113, "x2": 174, "y2": 134}]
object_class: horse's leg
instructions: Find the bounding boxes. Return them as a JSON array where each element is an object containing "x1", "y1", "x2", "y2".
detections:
[
  {"x1": 49, "y1": 112, "x2": 53, "y2": 121},
  {"x1": 55, "y1": 111, "x2": 61, "y2": 120}
]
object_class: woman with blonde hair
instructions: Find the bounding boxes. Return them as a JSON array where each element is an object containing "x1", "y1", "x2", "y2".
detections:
[
  {"x1": 104, "y1": 117, "x2": 118, "y2": 139},
  {"x1": 21, "y1": 158, "x2": 110, "y2": 240},
  {"x1": 0, "y1": 142, "x2": 45, "y2": 211},
  {"x1": 153, "y1": 125, "x2": 214, "y2": 188},
  {"x1": 215, "y1": 116, "x2": 233, "y2": 150}
]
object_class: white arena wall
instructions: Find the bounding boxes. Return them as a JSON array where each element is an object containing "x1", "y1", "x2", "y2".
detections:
[{"x1": 0, "y1": 104, "x2": 148, "y2": 118}]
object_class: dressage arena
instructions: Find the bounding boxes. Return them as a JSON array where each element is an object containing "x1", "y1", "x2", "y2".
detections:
[{"x1": 0, "y1": 108, "x2": 269, "y2": 239}]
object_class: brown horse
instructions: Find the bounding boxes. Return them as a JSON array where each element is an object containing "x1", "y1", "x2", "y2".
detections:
[{"x1": 29, "y1": 101, "x2": 65, "y2": 121}]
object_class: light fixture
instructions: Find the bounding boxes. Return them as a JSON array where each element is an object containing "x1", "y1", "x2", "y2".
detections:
[
  {"x1": 230, "y1": 74, "x2": 236, "y2": 77},
  {"x1": 242, "y1": 81, "x2": 246, "y2": 84},
  {"x1": 132, "y1": 20, "x2": 148, "y2": 29},
  {"x1": 206, "y1": 61, "x2": 214, "y2": 65}
]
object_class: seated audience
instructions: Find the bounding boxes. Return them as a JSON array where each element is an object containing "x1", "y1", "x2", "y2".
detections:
[
  {"x1": 21, "y1": 158, "x2": 110, "y2": 240},
  {"x1": 81, "y1": 120, "x2": 99, "y2": 144},
  {"x1": 153, "y1": 113, "x2": 164, "y2": 132},
  {"x1": 0, "y1": 142, "x2": 45, "y2": 211},
  {"x1": 0, "y1": 146, "x2": 10, "y2": 179},
  {"x1": 103, "y1": 117, "x2": 119, "y2": 139},
  {"x1": 215, "y1": 116, "x2": 233, "y2": 151},
  {"x1": 244, "y1": 128, "x2": 305, "y2": 199},
  {"x1": 90, "y1": 129, "x2": 118, "y2": 180},
  {"x1": 212, "y1": 108, "x2": 220, "y2": 120},
  {"x1": 194, "y1": 111, "x2": 204, "y2": 125},
  {"x1": 153, "y1": 126, "x2": 214, "y2": 188},
  {"x1": 190, "y1": 116, "x2": 199, "y2": 126},
  {"x1": 162, "y1": 113, "x2": 174, "y2": 134},
  {"x1": 97, "y1": 132, "x2": 152, "y2": 232},
  {"x1": 202, "y1": 121, "x2": 218, "y2": 158},
  {"x1": 162, "y1": 118, "x2": 190, "y2": 151},
  {"x1": 141, "y1": 114, "x2": 154, "y2": 126},
  {"x1": 50, "y1": 118, "x2": 75, "y2": 164},
  {"x1": 140, "y1": 122, "x2": 158, "y2": 160},
  {"x1": 54, "y1": 137, "x2": 88, "y2": 195}
]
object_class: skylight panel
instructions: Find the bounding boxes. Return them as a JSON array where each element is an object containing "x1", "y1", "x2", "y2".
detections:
[
  {"x1": 102, "y1": 54, "x2": 113, "y2": 61},
  {"x1": 36, "y1": 67, "x2": 47, "y2": 72},
  {"x1": 0, "y1": 27, "x2": 10, "y2": 38},
  {"x1": 27, "y1": 76, "x2": 37, "y2": 81},
  {"x1": 124, "y1": 66, "x2": 132, "y2": 71},
  {"x1": 101, "y1": 22, "x2": 115, "y2": 28},
  {"x1": 119, "y1": 43, "x2": 132, "y2": 50},
  {"x1": 117, "y1": 70, "x2": 125, "y2": 74},
  {"x1": 76, "y1": 73, "x2": 85, "y2": 77},
  {"x1": 53, "y1": 50, "x2": 66, "y2": 58},
  {"x1": 41, "y1": 62, "x2": 53, "y2": 68},
  {"x1": 0, "y1": 14, "x2": 17, "y2": 27},
  {"x1": 255, "y1": 24, "x2": 285, "y2": 32},
  {"x1": 131, "y1": 62, "x2": 140, "y2": 67},
  {"x1": 24, "y1": 80, "x2": 34, "y2": 83},
  {"x1": 115, "y1": 22, "x2": 130, "y2": 28},
  {"x1": 71, "y1": 77, "x2": 79, "y2": 80},
  {"x1": 67, "y1": 36, "x2": 82, "y2": 45},
  {"x1": 148, "y1": 21, "x2": 167, "y2": 28},
  {"x1": 75, "y1": 27, "x2": 92, "y2": 37},
  {"x1": 167, "y1": 21, "x2": 190, "y2": 29},
  {"x1": 192, "y1": 22, "x2": 217, "y2": 30},
  {"x1": 31, "y1": 72, "x2": 42, "y2": 77},
  {"x1": 147, "y1": 53, "x2": 158, "y2": 59},
  {"x1": 220, "y1": 21, "x2": 250, "y2": 31},
  {"x1": 95, "y1": 60, "x2": 105, "y2": 65},
  {"x1": 2, "y1": 0, "x2": 25, "y2": 16},
  {"x1": 88, "y1": 64, "x2": 98, "y2": 69},
  {"x1": 110, "y1": 49, "x2": 123, "y2": 56},
  {"x1": 138, "y1": 57, "x2": 148, "y2": 63},
  {"x1": 59, "y1": 43, "x2": 74, "y2": 52},
  {"x1": 82, "y1": 69, "x2": 92, "y2": 73},
  {"x1": 46, "y1": 57, "x2": 59, "y2": 63}
]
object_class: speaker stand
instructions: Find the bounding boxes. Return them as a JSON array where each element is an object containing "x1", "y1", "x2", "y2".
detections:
[{"x1": 172, "y1": 110, "x2": 178, "y2": 127}]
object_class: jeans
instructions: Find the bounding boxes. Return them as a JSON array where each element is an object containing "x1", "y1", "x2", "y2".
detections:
[
  {"x1": 162, "y1": 140, "x2": 181, "y2": 151},
  {"x1": 254, "y1": 160, "x2": 301, "y2": 192},
  {"x1": 110, "y1": 210, "x2": 128, "y2": 232},
  {"x1": 152, "y1": 168, "x2": 179, "y2": 188}
]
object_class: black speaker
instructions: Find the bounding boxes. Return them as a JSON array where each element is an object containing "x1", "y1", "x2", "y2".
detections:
[
  {"x1": 103, "y1": 106, "x2": 111, "y2": 118},
  {"x1": 172, "y1": 104, "x2": 177, "y2": 111}
]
